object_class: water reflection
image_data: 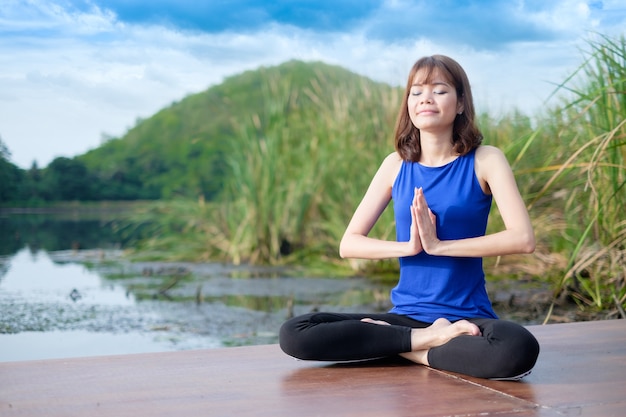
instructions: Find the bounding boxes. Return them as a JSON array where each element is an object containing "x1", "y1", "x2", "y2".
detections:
[
  {"x1": 0, "y1": 211, "x2": 394, "y2": 362},
  {"x1": 0, "y1": 247, "x2": 393, "y2": 362},
  {"x1": 0, "y1": 249, "x2": 134, "y2": 306},
  {"x1": 0, "y1": 210, "x2": 129, "y2": 256}
]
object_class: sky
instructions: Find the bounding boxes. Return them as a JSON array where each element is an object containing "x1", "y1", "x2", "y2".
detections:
[{"x1": 1, "y1": 0, "x2": 625, "y2": 169}]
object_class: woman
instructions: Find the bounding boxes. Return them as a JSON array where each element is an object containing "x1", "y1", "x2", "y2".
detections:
[{"x1": 279, "y1": 55, "x2": 540, "y2": 380}]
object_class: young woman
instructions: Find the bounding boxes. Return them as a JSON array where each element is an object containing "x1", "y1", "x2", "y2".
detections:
[{"x1": 279, "y1": 55, "x2": 540, "y2": 380}]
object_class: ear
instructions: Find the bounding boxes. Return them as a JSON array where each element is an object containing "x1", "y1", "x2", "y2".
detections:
[{"x1": 456, "y1": 98, "x2": 464, "y2": 115}]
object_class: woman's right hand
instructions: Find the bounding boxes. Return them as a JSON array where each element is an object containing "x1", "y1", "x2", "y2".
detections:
[
  {"x1": 407, "y1": 187, "x2": 424, "y2": 255},
  {"x1": 407, "y1": 188, "x2": 424, "y2": 256}
]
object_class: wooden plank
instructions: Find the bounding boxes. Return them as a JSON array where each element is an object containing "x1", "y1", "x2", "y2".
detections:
[
  {"x1": 0, "y1": 320, "x2": 624, "y2": 417},
  {"x1": 0, "y1": 346, "x2": 540, "y2": 417},
  {"x1": 459, "y1": 320, "x2": 626, "y2": 416}
]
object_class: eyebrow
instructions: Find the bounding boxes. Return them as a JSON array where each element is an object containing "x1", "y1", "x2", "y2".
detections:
[{"x1": 411, "y1": 81, "x2": 451, "y2": 87}]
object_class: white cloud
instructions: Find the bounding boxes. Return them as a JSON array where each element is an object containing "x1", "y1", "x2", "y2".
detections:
[
  {"x1": 0, "y1": 0, "x2": 624, "y2": 168},
  {"x1": 0, "y1": 0, "x2": 117, "y2": 34}
]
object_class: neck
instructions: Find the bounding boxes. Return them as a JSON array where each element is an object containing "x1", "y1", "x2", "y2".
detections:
[{"x1": 419, "y1": 131, "x2": 456, "y2": 166}]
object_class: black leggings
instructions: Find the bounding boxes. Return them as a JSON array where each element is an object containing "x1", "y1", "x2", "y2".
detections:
[{"x1": 279, "y1": 312, "x2": 540, "y2": 379}]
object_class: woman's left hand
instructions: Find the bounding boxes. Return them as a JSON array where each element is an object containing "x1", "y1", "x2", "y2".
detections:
[{"x1": 412, "y1": 187, "x2": 440, "y2": 254}]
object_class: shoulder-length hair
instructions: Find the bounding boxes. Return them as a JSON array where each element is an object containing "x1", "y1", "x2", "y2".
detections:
[{"x1": 394, "y1": 55, "x2": 483, "y2": 162}]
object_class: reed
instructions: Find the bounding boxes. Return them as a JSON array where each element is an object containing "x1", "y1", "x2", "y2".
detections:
[
  {"x1": 209, "y1": 70, "x2": 400, "y2": 266},
  {"x1": 534, "y1": 34, "x2": 626, "y2": 320}
]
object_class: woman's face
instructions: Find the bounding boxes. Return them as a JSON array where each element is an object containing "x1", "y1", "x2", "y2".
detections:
[{"x1": 406, "y1": 68, "x2": 463, "y2": 133}]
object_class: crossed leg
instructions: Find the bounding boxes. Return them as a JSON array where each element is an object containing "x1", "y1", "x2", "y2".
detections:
[{"x1": 279, "y1": 312, "x2": 539, "y2": 379}]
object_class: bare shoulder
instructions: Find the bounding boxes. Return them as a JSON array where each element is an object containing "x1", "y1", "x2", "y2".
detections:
[
  {"x1": 475, "y1": 145, "x2": 511, "y2": 171},
  {"x1": 474, "y1": 145, "x2": 513, "y2": 191},
  {"x1": 374, "y1": 151, "x2": 403, "y2": 188},
  {"x1": 475, "y1": 144, "x2": 506, "y2": 160},
  {"x1": 381, "y1": 151, "x2": 403, "y2": 166},
  {"x1": 380, "y1": 151, "x2": 403, "y2": 176}
]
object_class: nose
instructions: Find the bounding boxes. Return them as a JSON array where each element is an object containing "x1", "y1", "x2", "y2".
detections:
[{"x1": 420, "y1": 92, "x2": 433, "y2": 104}]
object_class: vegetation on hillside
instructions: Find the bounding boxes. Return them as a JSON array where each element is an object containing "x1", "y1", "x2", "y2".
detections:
[
  {"x1": 124, "y1": 61, "x2": 401, "y2": 268},
  {"x1": 0, "y1": 61, "x2": 400, "y2": 203}
]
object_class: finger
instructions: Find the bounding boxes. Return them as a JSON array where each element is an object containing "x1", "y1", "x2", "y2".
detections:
[
  {"x1": 416, "y1": 187, "x2": 428, "y2": 208},
  {"x1": 428, "y1": 208, "x2": 436, "y2": 224},
  {"x1": 416, "y1": 190, "x2": 431, "y2": 222}
]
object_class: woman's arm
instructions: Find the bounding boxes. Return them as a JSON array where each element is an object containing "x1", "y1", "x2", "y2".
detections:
[
  {"x1": 416, "y1": 145, "x2": 535, "y2": 258},
  {"x1": 339, "y1": 152, "x2": 423, "y2": 259}
]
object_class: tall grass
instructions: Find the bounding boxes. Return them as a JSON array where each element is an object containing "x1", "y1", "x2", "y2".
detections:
[
  {"x1": 194, "y1": 70, "x2": 400, "y2": 267},
  {"x1": 531, "y1": 34, "x2": 626, "y2": 320}
]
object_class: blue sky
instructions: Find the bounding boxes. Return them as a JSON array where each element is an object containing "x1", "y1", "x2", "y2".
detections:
[{"x1": 1, "y1": 0, "x2": 624, "y2": 168}]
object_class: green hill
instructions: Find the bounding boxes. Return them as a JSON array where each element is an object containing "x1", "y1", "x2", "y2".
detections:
[{"x1": 79, "y1": 60, "x2": 401, "y2": 200}]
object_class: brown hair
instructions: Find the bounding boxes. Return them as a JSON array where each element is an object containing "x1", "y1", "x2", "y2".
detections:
[{"x1": 394, "y1": 55, "x2": 482, "y2": 162}]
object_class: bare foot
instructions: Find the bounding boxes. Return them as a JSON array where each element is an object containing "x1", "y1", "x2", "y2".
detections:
[
  {"x1": 400, "y1": 318, "x2": 481, "y2": 366},
  {"x1": 427, "y1": 318, "x2": 481, "y2": 346}
]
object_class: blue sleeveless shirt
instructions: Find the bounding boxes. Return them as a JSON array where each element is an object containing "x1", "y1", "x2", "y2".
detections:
[{"x1": 389, "y1": 148, "x2": 498, "y2": 322}]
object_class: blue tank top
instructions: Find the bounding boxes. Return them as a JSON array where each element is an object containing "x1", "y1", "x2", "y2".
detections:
[{"x1": 389, "y1": 148, "x2": 498, "y2": 322}]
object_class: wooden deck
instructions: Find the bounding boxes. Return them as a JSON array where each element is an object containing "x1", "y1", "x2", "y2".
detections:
[{"x1": 1, "y1": 319, "x2": 625, "y2": 416}]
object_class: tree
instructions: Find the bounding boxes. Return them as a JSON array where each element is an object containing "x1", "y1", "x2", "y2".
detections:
[
  {"x1": 0, "y1": 136, "x2": 9, "y2": 160},
  {"x1": 44, "y1": 157, "x2": 93, "y2": 201},
  {"x1": 0, "y1": 136, "x2": 23, "y2": 203}
]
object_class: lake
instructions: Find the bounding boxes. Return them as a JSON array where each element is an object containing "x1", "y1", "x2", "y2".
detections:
[{"x1": 0, "y1": 210, "x2": 392, "y2": 362}]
